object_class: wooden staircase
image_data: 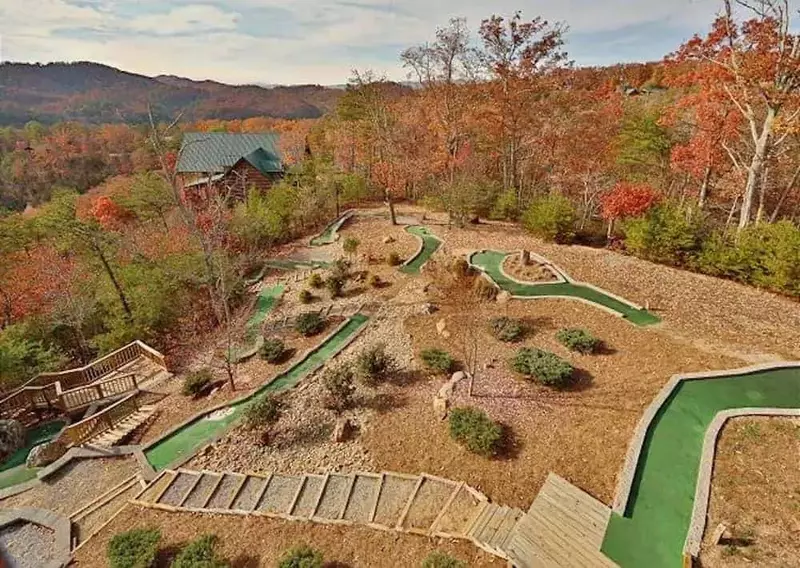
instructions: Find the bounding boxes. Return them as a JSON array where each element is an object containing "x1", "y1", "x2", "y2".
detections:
[
  {"x1": 70, "y1": 474, "x2": 146, "y2": 549},
  {"x1": 86, "y1": 405, "x2": 159, "y2": 447},
  {"x1": 133, "y1": 468, "x2": 524, "y2": 561}
]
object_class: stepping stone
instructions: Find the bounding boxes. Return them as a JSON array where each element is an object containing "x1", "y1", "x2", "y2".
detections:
[
  {"x1": 314, "y1": 474, "x2": 352, "y2": 520},
  {"x1": 183, "y1": 473, "x2": 222, "y2": 509},
  {"x1": 232, "y1": 475, "x2": 269, "y2": 511},
  {"x1": 290, "y1": 474, "x2": 326, "y2": 518},
  {"x1": 343, "y1": 474, "x2": 380, "y2": 523},
  {"x1": 257, "y1": 474, "x2": 303, "y2": 515}
]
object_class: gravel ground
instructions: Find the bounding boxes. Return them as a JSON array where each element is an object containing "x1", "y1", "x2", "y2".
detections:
[
  {"x1": 72, "y1": 504, "x2": 503, "y2": 567},
  {"x1": 0, "y1": 521, "x2": 56, "y2": 568},
  {"x1": 206, "y1": 474, "x2": 241, "y2": 509},
  {"x1": 258, "y1": 474, "x2": 300, "y2": 514},
  {"x1": 315, "y1": 474, "x2": 350, "y2": 519},
  {"x1": 231, "y1": 476, "x2": 266, "y2": 511},
  {"x1": 374, "y1": 475, "x2": 416, "y2": 527},
  {"x1": 404, "y1": 478, "x2": 454, "y2": 530},
  {"x1": 292, "y1": 475, "x2": 325, "y2": 517},
  {"x1": 183, "y1": 473, "x2": 220, "y2": 508},
  {"x1": 698, "y1": 417, "x2": 800, "y2": 567},
  {"x1": 503, "y1": 255, "x2": 560, "y2": 282},
  {"x1": 159, "y1": 471, "x2": 197, "y2": 506},
  {"x1": 343, "y1": 475, "x2": 379, "y2": 522},
  {"x1": 0, "y1": 457, "x2": 139, "y2": 517}
]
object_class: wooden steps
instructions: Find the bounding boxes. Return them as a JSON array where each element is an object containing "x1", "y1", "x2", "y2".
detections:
[
  {"x1": 86, "y1": 404, "x2": 158, "y2": 447},
  {"x1": 70, "y1": 474, "x2": 146, "y2": 549},
  {"x1": 505, "y1": 473, "x2": 617, "y2": 568},
  {"x1": 132, "y1": 468, "x2": 507, "y2": 552}
]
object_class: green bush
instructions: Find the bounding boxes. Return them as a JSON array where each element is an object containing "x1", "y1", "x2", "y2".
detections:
[
  {"x1": 356, "y1": 343, "x2": 397, "y2": 386},
  {"x1": 171, "y1": 534, "x2": 228, "y2": 568},
  {"x1": 621, "y1": 202, "x2": 700, "y2": 265},
  {"x1": 298, "y1": 289, "x2": 314, "y2": 304},
  {"x1": 182, "y1": 368, "x2": 214, "y2": 397},
  {"x1": 368, "y1": 273, "x2": 381, "y2": 288},
  {"x1": 330, "y1": 258, "x2": 351, "y2": 281},
  {"x1": 422, "y1": 552, "x2": 467, "y2": 568},
  {"x1": 343, "y1": 237, "x2": 360, "y2": 256},
  {"x1": 387, "y1": 251, "x2": 402, "y2": 266},
  {"x1": 295, "y1": 312, "x2": 325, "y2": 337},
  {"x1": 307, "y1": 273, "x2": 323, "y2": 289},
  {"x1": 421, "y1": 349, "x2": 455, "y2": 374},
  {"x1": 448, "y1": 407, "x2": 502, "y2": 457},
  {"x1": 325, "y1": 276, "x2": 344, "y2": 299},
  {"x1": 259, "y1": 338, "x2": 286, "y2": 363},
  {"x1": 277, "y1": 545, "x2": 324, "y2": 568},
  {"x1": 512, "y1": 348, "x2": 574, "y2": 387},
  {"x1": 556, "y1": 328, "x2": 600, "y2": 354},
  {"x1": 522, "y1": 194, "x2": 576, "y2": 243},
  {"x1": 244, "y1": 395, "x2": 284, "y2": 432},
  {"x1": 490, "y1": 317, "x2": 524, "y2": 342},
  {"x1": 490, "y1": 189, "x2": 520, "y2": 221},
  {"x1": 107, "y1": 528, "x2": 161, "y2": 568},
  {"x1": 451, "y1": 257, "x2": 470, "y2": 278},
  {"x1": 323, "y1": 363, "x2": 356, "y2": 412},
  {"x1": 472, "y1": 276, "x2": 498, "y2": 301}
]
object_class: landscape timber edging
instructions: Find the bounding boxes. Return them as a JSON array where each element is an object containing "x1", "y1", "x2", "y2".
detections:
[
  {"x1": 466, "y1": 249, "x2": 634, "y2": 320},
  {"x1": 685, "y1": 406, "x2": 800, "y2": 556},
  {"x1": 309, "y1": 209, "x2": 356, "y2": 246},
  {"x1": 142, "y1": 313, "x2": 371, "y2": 472},
  {"x1": 497, "y1": 250, "x2": 568, "y2": 286},
  {"x1": 0, "y1": 507, "x2": 71, "y2": 568}
]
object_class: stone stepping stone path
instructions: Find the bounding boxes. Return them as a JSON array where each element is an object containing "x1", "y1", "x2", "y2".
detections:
[{"x1": 132, "y1": 468, "x2": 525, "y2": 562}]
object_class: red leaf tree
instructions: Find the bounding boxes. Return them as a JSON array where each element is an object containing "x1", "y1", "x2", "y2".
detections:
[{"x1": 601, "y1": 182, "x2": 660, "y2": 237}]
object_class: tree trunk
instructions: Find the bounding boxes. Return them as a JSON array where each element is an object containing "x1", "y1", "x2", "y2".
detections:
[
  {"x1": 698, "y1": 165, "x2": 712, "y2": 210},
  {"x1": 739, "y1": 107, "x2": 776, "y2": 231},
  {"x1": 385, "y1": 189, "x2": 397, "y2": 226},
  {"x1": 770, "y1": 164, "x2": 800, "y2": 222},
  {"x1": 607, "y1": 218, "x2": 615, "y2": 239},
  {"x1": 95, "y1": 245, "x2": 132, "y2": 319},
  {"x1": 755, "y1": 166, "x2": 768, "y2": 224}
]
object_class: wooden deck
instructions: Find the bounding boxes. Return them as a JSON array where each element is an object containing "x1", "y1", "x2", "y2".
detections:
[{"x1": 506, "y1": 473, "x2": 618, "y2": 568}]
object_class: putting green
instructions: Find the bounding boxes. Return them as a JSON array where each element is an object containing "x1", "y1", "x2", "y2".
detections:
[
  {"x1": 602, "y1": 367, "x2": 800, "y2": 568},
  {"x1": 469, "y1": 250, "x2": 660, "y2": 326},
  {"x1": 400, "y1": 226, "x2": 442, "y2": 274},
  {"x1": 227, "y1": 284, "x2": 284, "y2": 363},
  {"x1": 0, "y1": 420, "x2": 65, "y2": 490},
  {"x1": 145, "y1": 314, "x2": 369, "y2": 470},
  {"x1": 310, "y1": 212, "x2": 353, "y2": 246}
]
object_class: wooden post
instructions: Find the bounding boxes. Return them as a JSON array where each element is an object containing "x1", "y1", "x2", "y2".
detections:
[{"x1": 520, "y1": 250, "x2": 530, "y2": 266}]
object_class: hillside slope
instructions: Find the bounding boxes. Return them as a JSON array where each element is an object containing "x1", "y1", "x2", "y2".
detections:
[{"x1": 0, "y1": 62, "x2": 342, "y2": 125}]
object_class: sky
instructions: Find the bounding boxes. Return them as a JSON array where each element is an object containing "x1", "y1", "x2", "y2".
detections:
[{"x1": 0, "y1": 0, "x2": 761, "y2": 85}]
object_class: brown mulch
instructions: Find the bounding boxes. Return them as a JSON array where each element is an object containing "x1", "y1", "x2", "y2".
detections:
[
  {"x1": 363, "y1": 296, "x2": 741, "y2": 509},
  {"x1": 698, "y1": 417, "x2": 800, "y2": 567},
  {"x1": 71, "y1": 505, "x2": 503, "y2": 567}
]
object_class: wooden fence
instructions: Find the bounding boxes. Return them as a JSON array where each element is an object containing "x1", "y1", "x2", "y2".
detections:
[{"x1": 57, "y1": 374, "x2": 138, "y2": 413}]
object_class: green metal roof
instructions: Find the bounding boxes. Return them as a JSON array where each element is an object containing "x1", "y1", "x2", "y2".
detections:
[{"x1": 177, "y1": 132, "x2": 283, "y2": 174}]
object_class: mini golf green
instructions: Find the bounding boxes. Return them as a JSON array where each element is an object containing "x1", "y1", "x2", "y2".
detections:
[
  {"x1": 145, "y1": 314, "x2": 369, "y2": 471},
  {"x1": 602, "y1": 367, "x2": 800, "y2": 568},
  {"x1": 0, "y1": 420, "x2": 65, "y2": 490},
  {"x1": 227, "y1": 284, "x2": 284, "y2": 364},
  {"x1": 470, "y1": 250, "x2": 660, "y2": 326},
  {"x1": 310, "y1": 212, "x2": 353, "y2": 246},
  {"x1": 400, "y1": 226, "x2": 442, "y2": 274}
]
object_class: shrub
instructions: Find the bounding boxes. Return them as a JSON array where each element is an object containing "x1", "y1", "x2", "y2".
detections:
[
  {"x1": 356, "y1": 343, "x2": 397, "y2": 386},
  {"x1": 368, "y1": 273, "x2": 381, "y2": 288},
  {"x1": 107, "y1": 528, "x2": 161, "y2": 568},
  {"x1": 295, "y1": 312, "x2": 325, "y2": 337},
  {"x1": 490, "y1": 189, "x2": 520, "y2": 221},
  {"x1": 277, "y1": 545, "x2": 324, "y2": 568},
  {"x1": 512, "y1": 348, "x2": 574, "y2": 387},
  {"x1": 621, "y1": 202, "x2": 700, "y2": 265},
  {"x1": 298, "y1": 289, "x2": 314, "y2": 304},
  {"x1": 171, "y1": 534, "x2": 228, "y2": 568},
  {"x1": 244, "y1": 395, "x2": 284, "y2": 443},
  {"x1": 259, "y1": 338, "x2": 286, "y2": 363},
  {"x1": 182, "y1": 368, "x2": 213, "y2": 397},
  {"x1": 325, "y1": 276, "x2": 344, "y2": 299},
  {"x1": 330, "y1": 258, "x2": 351, "y2": 281},
  {"x1": 422, "y1": 552, "x2": 467, "y2": 568},
  {"x1": 387, "y1": 251, "x2": 402, "y2": 266},
  {"x1": 472, "y1": 276, "x2": 498, "y2": 301},
  {"x1": 448, "y1": 407, "x2": 502, "y2": 457},
  {"x1": 451, "y1": 257, "x2": 470, "y2": 278},
  {"x1": 343, "y1": 237, "x2": 360, "y2": 257},
  {"x1": 323, "y1": 363, "x2": 356, "y2": 412},
  {"x1": 308, "y1": 273, "x2": 324, "y2": 289},
  {"x1": 556, "y1": 328, "x2": 600, "y2": 354},
  {"x1": 490, "y1": 317, "x2": 524, "y2": 342},
  {"x1": 522, "y1": 194, "x2": 576, "y2": 243},
  {"x1": 421, "y1": 349, "x2": 454, "y2": 374}
]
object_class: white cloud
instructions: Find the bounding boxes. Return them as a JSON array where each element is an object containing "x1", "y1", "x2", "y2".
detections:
[{"x1": 0, "y1": 0, "x2": 766, "y2": 84}]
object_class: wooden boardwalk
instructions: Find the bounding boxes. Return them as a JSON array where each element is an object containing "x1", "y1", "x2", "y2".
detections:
[{"x1": 505, "y1": 473, "x2": 618, "y2": 568}]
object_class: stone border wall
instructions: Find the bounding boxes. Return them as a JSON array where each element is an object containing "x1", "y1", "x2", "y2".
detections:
[
  {"x1": 609, "y1": 361, "x2": 800, "y2": 557},
  {"x1": 0, "y1": 507, "x2": 71, "y2": 568}
]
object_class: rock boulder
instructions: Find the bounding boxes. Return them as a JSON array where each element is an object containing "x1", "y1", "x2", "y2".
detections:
[
  {"x1": 0, "y1": 420, "x2": 25, "y2": 461},
  {"x1": 26, "y1": 439, "x2": 67, "y2": 468}
]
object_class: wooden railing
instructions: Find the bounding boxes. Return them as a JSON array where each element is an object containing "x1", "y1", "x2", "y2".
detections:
[
  {"x1": 0, "y1": 341, "x2": 166, "y2": 420},
  {"x1": 61, "y1": 392, "x2": 141, "y2": 447},
  {"x1": 57, "y1": 374, "x2": 138, "y2": 412}
]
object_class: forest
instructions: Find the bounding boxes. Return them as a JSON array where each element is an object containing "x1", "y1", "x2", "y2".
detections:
[{"x1": 1, "y1": 0, "x2": 798, "y2": 390}]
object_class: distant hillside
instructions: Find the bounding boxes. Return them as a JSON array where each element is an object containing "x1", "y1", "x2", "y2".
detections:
[{"x1": 0, "y1": 62, "x2": 344, "y2": 126}]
